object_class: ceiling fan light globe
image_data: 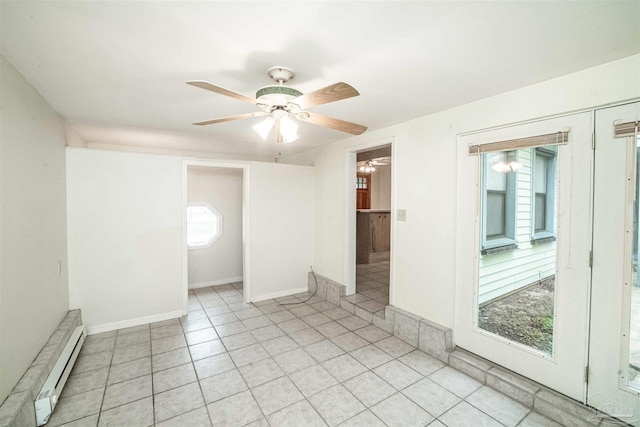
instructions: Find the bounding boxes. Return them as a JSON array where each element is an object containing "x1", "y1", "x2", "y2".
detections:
[
  {"x1": 280, "y1": 116, "x2": 299, "y2": 143},
  {"x1": 282, "y1": 132, "x2": 299, "y2": 143},
  {"x1": 252, "y1": 117, "x2": 274, "y2": 140}
]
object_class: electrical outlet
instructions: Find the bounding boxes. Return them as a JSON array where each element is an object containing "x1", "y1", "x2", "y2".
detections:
[{"x1": 397, "y1": 209, "x2": 407, "y2": 221}]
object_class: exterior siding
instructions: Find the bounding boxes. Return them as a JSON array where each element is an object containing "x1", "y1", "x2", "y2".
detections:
[{"x1": 479, "y1": 149, "x2": 556, "y2": 304}]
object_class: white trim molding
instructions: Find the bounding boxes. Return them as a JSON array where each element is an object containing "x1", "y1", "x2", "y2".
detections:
[
  {"x1": 189, "y1": 277, "x2": 243, "y2": 289},
  {"x1": 85, "y1": 310, "x2": 184, "y2": 335}
]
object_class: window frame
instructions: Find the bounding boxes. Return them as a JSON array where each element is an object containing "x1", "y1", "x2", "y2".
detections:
[
  {"x1": 531, "y1": 147, "x2": 557, "y2": 243},
  {"x1": 481, "y1": 151, "x2": 518, "y2": 254},
  {"x1": 186, "y1": 203, "x2": 223, "y2": 249}
]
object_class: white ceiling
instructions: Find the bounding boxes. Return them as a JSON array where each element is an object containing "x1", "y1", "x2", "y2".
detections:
[{"x1": 2, "y1": 1, "x2": 638, "y2": 160}]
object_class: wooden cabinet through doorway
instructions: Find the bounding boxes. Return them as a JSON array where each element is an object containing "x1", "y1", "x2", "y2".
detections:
[{"x1": 356, "y1": 211, "x2": 391, "y2": 264}]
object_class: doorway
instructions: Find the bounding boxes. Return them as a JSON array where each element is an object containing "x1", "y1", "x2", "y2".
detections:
[
  {"x1": 345, "y1": 140, "x2": 394, "y2": 316},
  {"x1": 182, "y1": 161, "x2": 249, "y2": 314},
  {"x1": 456, "y1": 102, "x2": 640, "y2": 424}
]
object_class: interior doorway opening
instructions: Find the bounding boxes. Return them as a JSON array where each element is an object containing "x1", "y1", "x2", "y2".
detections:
[
  {"x1": 345, "y1": 141, "x2": 394, "y2": 319},
  {"x1": 182, "y1": 161, "x2": 249, "y2": 314}
]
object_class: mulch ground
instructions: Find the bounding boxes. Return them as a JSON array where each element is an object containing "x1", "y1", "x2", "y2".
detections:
[{"x1": 478, "y1": 279, "x2": 555, "y2": 354}]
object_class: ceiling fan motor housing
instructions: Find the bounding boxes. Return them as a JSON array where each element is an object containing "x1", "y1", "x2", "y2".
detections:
[{"x1": 256, "y1": 85, "x2": 303, "y2": 108}]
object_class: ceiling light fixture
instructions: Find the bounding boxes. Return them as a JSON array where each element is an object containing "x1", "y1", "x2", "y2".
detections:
[
  {"x1": 252, "y1": 117, "x2": 275, "y2": 140},
  {"x1": 359, "y1": 161, "x2": 376, "y2": 173},
  {"x1": 252, "y1": 110, "x2": 299, "y2": 144},
  {"x1": 279, "y1": 116, "x2": 299, "y2": 143}
]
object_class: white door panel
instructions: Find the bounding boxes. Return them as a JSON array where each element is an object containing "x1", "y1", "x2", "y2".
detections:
[
  {"x1": 589, "y1": 102, "x2": 640, "y2": 426},
  {"x1": 456, "y1": 112, "x2": 593, "y2": 401}
]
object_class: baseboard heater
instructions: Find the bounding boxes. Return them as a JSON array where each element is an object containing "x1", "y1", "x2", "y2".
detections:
[{"x1": 35, "y1": 325, "x2": 86, "y2": 426}]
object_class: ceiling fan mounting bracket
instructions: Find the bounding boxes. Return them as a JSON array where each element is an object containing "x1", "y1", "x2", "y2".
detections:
[{"x1": 267, "y1": 66, "x2": 295, "y2": 83}]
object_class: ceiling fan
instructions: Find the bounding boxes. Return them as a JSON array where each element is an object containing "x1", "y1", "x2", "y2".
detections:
[{"x1": 187, "y1": 66, "x2": 367, "y2": 144}]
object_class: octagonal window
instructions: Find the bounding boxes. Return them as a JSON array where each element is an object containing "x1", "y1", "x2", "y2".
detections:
[{"x1": 187, "y1": 204, "x2": 222, "y2": 248}]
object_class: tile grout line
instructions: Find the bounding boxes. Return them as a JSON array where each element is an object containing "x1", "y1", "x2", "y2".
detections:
[
  {"x1": 149, "y1": 325, "x2": 156, "y2": 427},
  {"x1": 95, "y1": 329, "x2": 123, "y2": 426},
  {"x1": 185, "y1": 317, "x2": 216, "y2": 427}
]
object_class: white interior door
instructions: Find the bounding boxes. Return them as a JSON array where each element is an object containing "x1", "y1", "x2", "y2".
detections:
[
  {"x1": 456, "y1": 112, "x2": 593, "y2": 401},
  {"x1": 589, "y1": 102, "x2": 640, "y2": 426}
]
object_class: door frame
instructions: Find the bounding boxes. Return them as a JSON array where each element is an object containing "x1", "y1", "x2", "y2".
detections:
[
  {"x1": 344, "y1": 137, "x2": 396, "y2": 298},
  {"x1": 181, "y1": 160, "x2": 250, "y2": 314}
]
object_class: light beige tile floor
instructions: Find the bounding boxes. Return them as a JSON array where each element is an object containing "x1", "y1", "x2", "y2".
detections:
[
  {"x1": 353, "y1": 261, "x2": 390, "y2": 317},
  {"x1": 51, "y1": 282, "x2": 566, "y2": 426}
]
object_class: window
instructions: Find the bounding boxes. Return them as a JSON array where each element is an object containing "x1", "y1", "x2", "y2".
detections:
[
  {"x1": 356, "y1": 173, "x2": 371, "y2": 209},
  {"x1": 532, "y1": 147, "x2": 557, "y2": 241},
  {"x1": 482, "y1": 150, "x2": 517, "y2": 253},
  {"x1": 187, "y1": 204, "x2": 222, "y2": 248}
]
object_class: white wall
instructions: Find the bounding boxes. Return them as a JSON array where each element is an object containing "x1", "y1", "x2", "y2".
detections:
[
  {"x1": 284, "y1": 54, "x2": 640, "y2": 329},
  {"x1": 187, "y1": 166, "x2": 243, "y2": 287},
  {"x1": 67, "y1": 149, "x2": 313, "y2": 332},
  {"x1": 370, "y1": 166, "x2": 391, "y2": 210},
  {"x1": 0, "y1": 56, "x2": 69, "y2": 403},
  {"x1": 67, "y1": 149, "x2": 184, "y2": 332},
  {"x1": 248, "y1": 162, "x2": 314, "y2": 301}
]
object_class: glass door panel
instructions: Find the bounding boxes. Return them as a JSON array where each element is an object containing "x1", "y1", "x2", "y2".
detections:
[{"x1": 478, "y1": 147, "x2": 558, "y2": 356}]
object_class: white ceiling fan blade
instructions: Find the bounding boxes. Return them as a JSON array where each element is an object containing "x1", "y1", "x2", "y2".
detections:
[
  {"x1": 292, "y1": 82, "x2": 359, "y2": 109},
  {"x1": 300, "y1": 112, "x2": 367, "y2": 135},
  {"x1": 193, "y1": 112, "x2": 268, "y2": 126},
  {"x1": 187, "y1": 80, "x2": 258, "y2": 104}
]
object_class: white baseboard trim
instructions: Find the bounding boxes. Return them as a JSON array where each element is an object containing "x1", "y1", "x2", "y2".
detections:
[
  {"x1": 251, "y1": 286, "x2": 309, "y2": 303},
  {"x1": 86, "y1": 310, "x2": 184, "y2": 335},
  {"x1": 189, "y1": 276, "x2": 243, "y2": 290}
]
